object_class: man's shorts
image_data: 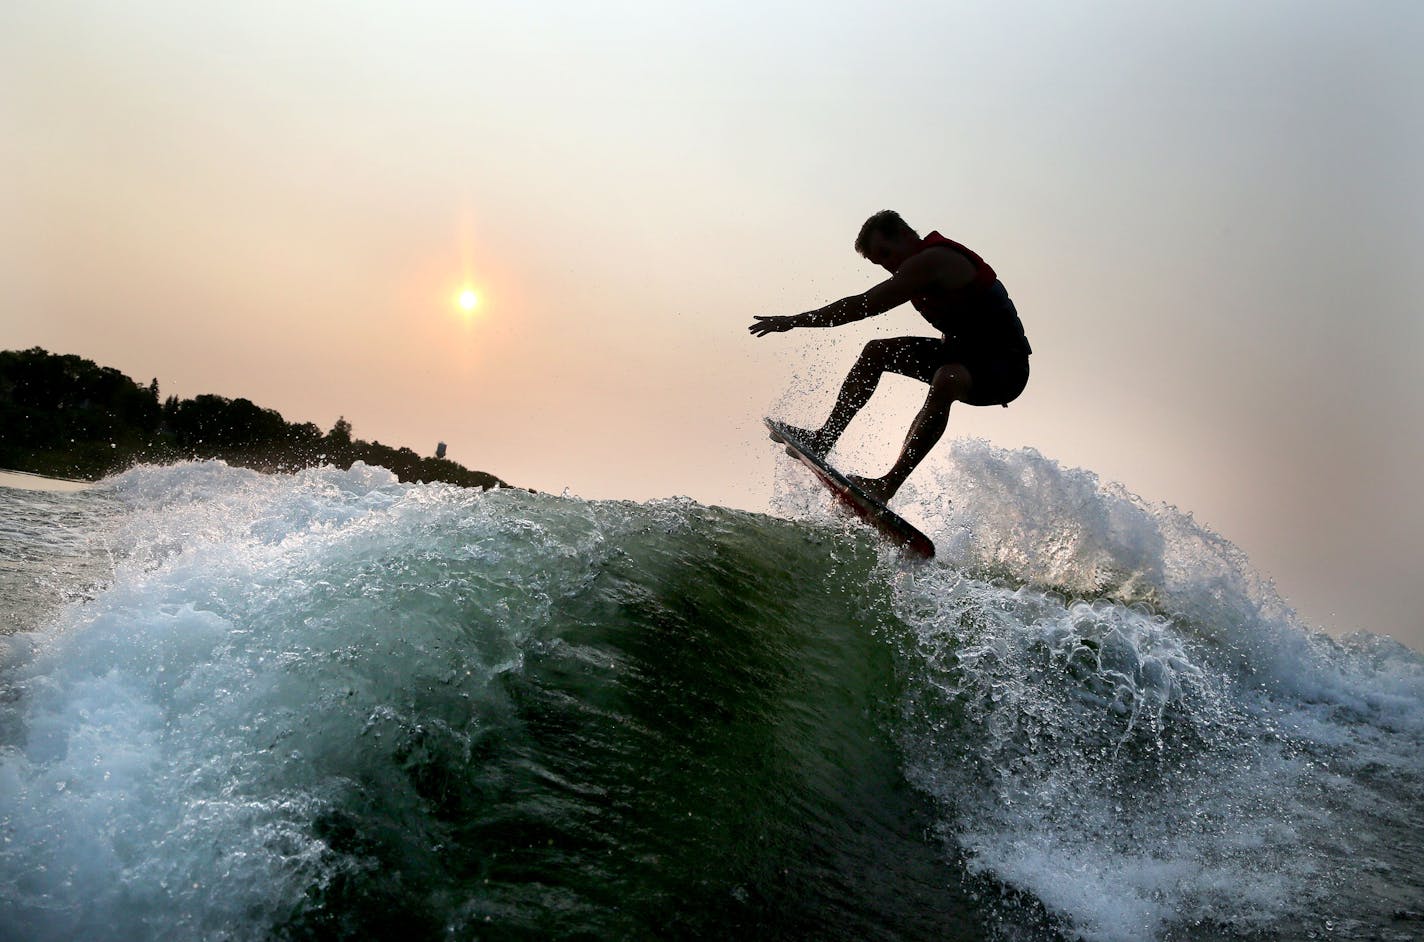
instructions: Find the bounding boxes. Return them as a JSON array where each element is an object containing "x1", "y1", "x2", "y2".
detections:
[{"x1": 886, "y1": 336, "x2": 1030, "y2": 407}]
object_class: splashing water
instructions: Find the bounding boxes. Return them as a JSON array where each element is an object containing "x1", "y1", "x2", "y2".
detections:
[{"x1": 1, "y1": 450, "x2": 1420, "y2": 941}]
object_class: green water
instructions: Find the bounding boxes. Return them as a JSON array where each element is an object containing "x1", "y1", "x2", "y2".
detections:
[{"x1": 3, "y1": 460, "x2": 1421, "y2": 941}]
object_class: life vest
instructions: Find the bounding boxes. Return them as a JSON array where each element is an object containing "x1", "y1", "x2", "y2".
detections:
[
  {"x1": 921, "y1": 231, "x2": 997, "y2": 283},
  {"x1": 909, "y1": 231, "x2": 1031, "y2": 357}
]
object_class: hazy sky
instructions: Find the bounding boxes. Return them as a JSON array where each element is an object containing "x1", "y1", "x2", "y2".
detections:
[{"x1": 4, "y1": 1, "x2": 1422, "y2": 648}]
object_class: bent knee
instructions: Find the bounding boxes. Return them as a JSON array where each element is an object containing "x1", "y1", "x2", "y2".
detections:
[{"x1": 929, "y1": 364, "x2": 973, "y2": 406}]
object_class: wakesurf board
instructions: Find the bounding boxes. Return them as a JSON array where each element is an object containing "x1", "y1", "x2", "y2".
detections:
[{"x1": 765, "y1": 417, "x2": 935, "y2": 560}]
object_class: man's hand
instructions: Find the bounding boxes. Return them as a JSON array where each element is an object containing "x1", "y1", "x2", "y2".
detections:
[{"x1": 748, "y1": 314, "x2": 802, "y2": 337}]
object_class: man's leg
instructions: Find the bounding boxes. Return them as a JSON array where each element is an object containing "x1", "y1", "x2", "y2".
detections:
[
  {"x1": 851, "y1": 363, "x2": 972, "y2": 504},
  {"x1": 787, "y1": 337, "x2": 941, "y2": 455}
]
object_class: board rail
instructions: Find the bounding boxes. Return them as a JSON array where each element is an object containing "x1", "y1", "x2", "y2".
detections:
[{"x1": 765, "y1": 417, "x2": 935, "y2": 560}]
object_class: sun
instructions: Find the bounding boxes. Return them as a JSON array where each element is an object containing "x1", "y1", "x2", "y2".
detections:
[{"x1": 458, "y1": 288, "x2": 479, "y2": 312}]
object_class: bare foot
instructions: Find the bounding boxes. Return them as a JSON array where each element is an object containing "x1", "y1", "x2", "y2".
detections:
[{"x1": 847, "y1": 474, "x2": 898, "y2": 505}]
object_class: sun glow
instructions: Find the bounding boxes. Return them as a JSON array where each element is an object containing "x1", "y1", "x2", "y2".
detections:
[{"x1": 458, "y1": 288, "x2": 479, "y2": 312}]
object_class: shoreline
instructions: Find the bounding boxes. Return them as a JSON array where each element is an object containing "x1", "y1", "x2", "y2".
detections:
[{"x1": 0, "y1": 468, "x2": 95, "y2": 493}]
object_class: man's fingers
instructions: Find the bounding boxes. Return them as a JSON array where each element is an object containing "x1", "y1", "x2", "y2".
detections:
[
  {"x1": 748, "y1": 315, "x2": 794, "y2": 337},
  {"x1": 751, "y1": 317, "x2": 783, "y2": 333}
]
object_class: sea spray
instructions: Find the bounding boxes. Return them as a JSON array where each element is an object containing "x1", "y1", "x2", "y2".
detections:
[
  {"x1": 1, "y1": 454, "x2": 1420, "y2": 941},
  {"x1": 1, "y1": 463, "x2": 977, "y2": 939},
  {"x1": 884, "y1": 442, "x2": 1424, "y2": 939}
]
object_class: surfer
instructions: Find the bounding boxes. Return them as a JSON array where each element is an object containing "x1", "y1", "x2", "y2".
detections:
[{"x1": 749, "y1": 210, "x2": 1031, "y2": 504}]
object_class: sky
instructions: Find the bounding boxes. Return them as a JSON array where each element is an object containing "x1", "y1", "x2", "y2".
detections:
[{"x1": 3, "y1": 1, "x2": 1422, "y2": 649}]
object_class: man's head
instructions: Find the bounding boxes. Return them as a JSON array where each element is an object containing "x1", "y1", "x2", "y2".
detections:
[{"x1": 855, "y1": 210, "x2": 922, "y2": 273}]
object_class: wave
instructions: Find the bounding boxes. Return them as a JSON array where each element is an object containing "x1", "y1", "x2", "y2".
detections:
[{"x1": 1, "y1": 450, "x2": 1420, "y2": 940}]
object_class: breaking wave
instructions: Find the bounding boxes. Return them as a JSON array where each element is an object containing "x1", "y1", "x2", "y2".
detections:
[{"x1": 2, "y1": 447, "x2": 1420, "y2": 940}]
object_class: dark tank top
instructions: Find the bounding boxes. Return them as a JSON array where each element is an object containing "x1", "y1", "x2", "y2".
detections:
[{"x1": 909, "y1": 232, "x2": 1031, "y2": 357}]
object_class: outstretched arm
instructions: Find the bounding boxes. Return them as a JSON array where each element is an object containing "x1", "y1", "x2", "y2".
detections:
[
  {"x1": 747, "y1": 299, "x2": 865, "y2": 336},
  {"x1": 748, "y1": 282, "x2": 896, "y2": 336},
  {"x1": 747, "y1": 251, "x2": 949, "y2": 337}
]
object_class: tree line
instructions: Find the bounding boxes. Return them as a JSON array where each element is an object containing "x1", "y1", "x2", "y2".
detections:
[{"x1": 0, "y1": 347, "x2": 507, "y2": 489}]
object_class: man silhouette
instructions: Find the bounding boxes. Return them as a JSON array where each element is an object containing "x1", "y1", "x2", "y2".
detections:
[{"x1": 750, "y1": 210, "x2": 1031, "y2": 504}]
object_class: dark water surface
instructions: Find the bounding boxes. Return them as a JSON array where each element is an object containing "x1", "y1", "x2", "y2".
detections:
[{"x1": 2, "y1": 454, "x2": 1420, "y2": 940}]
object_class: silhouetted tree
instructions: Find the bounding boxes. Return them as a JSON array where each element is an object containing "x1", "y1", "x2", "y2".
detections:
[{"x1": 1, "y1": 348, "x2": 508, "y2": 489}]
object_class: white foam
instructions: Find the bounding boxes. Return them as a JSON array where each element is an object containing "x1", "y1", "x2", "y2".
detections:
[
  {"x1": 0, "y1": 461, "x2": 539, "y2": 939},
  {"x1": 886, "y1": 442, "x2": 1424, "y2": 940},
  {"x1": 4, "y1": 455, "x2": 1421, "y2": 941}
]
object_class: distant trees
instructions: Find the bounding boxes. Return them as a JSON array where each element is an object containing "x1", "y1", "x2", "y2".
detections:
[
  {"x1": 289, "y1": 422, "x2": 323, "y2": 446},
  {"x1": 163, "y1": 395, "x2": 289, "y2": 448},
  {"x1": 0, "y1": 347, "x2": 508, "y2": 489},
  {"x1": 0, "y1": 347, "x2": 160, "y2": 447}
]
